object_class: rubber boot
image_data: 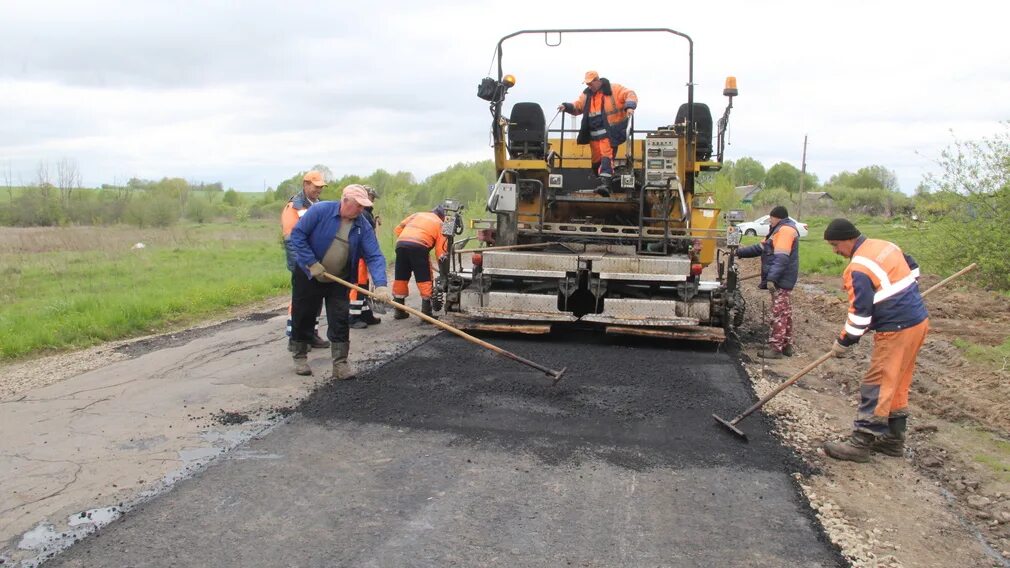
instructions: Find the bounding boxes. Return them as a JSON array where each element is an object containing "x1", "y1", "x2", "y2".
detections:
[
  {"x1": 393, "y1": 297, "x2": 409, "y2": 320},
  {"x1": 331, "y1": 342, "x2": 354, "y2": 380},
  {"x1": 349, "y1": 315, "x2": 368, "y2": 329},
  {"x1": 594, "y1": 177, "x2": 611, "y2": 197},
  {"x1": 310, "y1": 332, "x2": 330, "y2": 349},
  {"x1": 873, "y1": 416, "x2": 907, "y2": 457},
  {"x1": 782, "y1": 344, "x2": 795, "y2": 357},
  {"x1": 292, "y1": 341, "x2": 312, "y2": 376},
  {"x1": 823, "y1": 431, "x2": 875, "y2": 463},
  {"x1": 360, "y1": 309, "x2": 382, "y2": 326},
  {"x1": 421, "y1": 298, "x2": 435, "y2": 319}
]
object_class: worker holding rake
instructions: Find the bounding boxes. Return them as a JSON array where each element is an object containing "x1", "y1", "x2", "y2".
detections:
[{"x1": 821, "y1": 218, "x2": 929, "y2": 462}]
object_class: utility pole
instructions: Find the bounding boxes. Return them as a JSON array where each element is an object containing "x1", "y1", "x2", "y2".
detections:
[{"x1": 796, "y1": 135, "x2": 808, "y2": 221}]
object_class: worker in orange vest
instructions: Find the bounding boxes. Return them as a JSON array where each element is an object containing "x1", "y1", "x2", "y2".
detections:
[
  {"x1": 558, "y1": 70, "x2": 637, "y2": 196},
  {"x1": 281, "y1": 170, "x2": 330, "y2": 349},
  {"x1": 821, "y1": 218, "x2": 929, "y2": 462},
  {"x1": 392, "y1": 206, "x2": 449, "y2": 318}
]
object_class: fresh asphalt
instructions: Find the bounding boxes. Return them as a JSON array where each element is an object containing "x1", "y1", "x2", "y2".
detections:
[{"x1": 49, "y1": 331, "x2": 842, "y2": 567}]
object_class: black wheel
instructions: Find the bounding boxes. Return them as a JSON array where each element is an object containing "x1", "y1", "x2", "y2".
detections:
[{"x1": 744, "y1": 229, "x2": 756, "y2": 237}]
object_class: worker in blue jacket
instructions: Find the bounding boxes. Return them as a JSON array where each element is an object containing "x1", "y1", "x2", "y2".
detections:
[
  {"x1": 288, "y1": 184, "x2": 391, "y2": 379},
  {"x1": 737, "y1": 205, "x2": 800, "y2": 358}
]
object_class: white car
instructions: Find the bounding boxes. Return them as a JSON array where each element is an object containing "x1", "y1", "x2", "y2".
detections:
[{"x1": 737, "y1": 215, "x2": 809, "y2": 237}]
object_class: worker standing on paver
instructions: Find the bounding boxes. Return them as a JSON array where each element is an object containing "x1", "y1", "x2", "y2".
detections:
[
  {"x1": 392, "y1": 206, "x2": 448, "y2": 319},
  {"x1": 821, "y1": 218, "x2": 929, "y2": 462},
  {"x1": 288, "y1": 184, "x2": 391, "y2": 379},
  {"x1": 736, "y1": 205, "x2": 800, "y2": 358},
  {"x1": 281, "y1": 170, "x2": 330, "y2": 350}
]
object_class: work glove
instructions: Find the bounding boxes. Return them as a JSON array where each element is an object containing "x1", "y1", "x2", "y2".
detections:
[
  {"x1": 830, "y1": 340, "x2": 854, "y2": 359},
  {"x1": 308, "y1": 262, "x2": 327, "y2": 282},
  {"x1": 626, "y1": 108, "x2": 635, "y2": 117},
  {"x1": 372, "y1": 286, "x2": 392, "y2": 304},
  {"x1": 556, "y1": 103, "x2": 566, "y2": 113}
]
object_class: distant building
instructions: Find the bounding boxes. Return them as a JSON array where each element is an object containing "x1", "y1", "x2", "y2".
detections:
[
  {"x1": 802, "y1": 191, "x2": 835, "y2": 203},
  {"x1": 735, "y1": 184, "x2": 763, "y2": 204}
]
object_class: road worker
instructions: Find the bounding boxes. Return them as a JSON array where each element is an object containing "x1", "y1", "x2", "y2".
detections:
[
  {"x1": 557, "y1": 70, "x2": 637, "y2": 196},
  {"x1": 821, "y1": 218, "x2": 929, "y2": 462},
  {"x1": 281, "y1": 170, "x2": 330, "y2": 349},
  {"x1": 736, "y1": 205, "x2": 800, "y2": 358},
  {"x1": 348, "y1": 186, "x2": 383, "y2": 329},
  {"x1": 288, "y1": 185, "x2": 391, "y2": 379},
  {"x1": 392, "y1": 206, "x2": 449, "y2": 319}
]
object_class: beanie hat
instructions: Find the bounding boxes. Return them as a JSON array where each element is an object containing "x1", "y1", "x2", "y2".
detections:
[
  {"x1": 433, "y1": 205, "x2": 446, "y2": 219},
  {"x1": 823, "y1": 218, "x2": 861, "y2": 241},
  {"x1": 769, "y1": 205, "x2": 789, "y2": 219}
]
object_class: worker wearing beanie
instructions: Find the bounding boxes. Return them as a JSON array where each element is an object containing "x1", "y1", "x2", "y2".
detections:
[
  {"x1": 736, "y1": 205, "x2": 800, "y2": 358},
  {"x1": 821, "y1": 218, "x2": 929, "y2": 462}
]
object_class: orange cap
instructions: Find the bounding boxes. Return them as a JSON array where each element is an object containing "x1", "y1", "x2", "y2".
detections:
[
  {"x1": 342, "y1": 184, "x2": 373, "y2": 207},
  {"x1": 584, "y1": 70, "x2": 599, "y2": 84},
  {"x1": 303, "y1": 170, "x2": 326, "y2": 187}
]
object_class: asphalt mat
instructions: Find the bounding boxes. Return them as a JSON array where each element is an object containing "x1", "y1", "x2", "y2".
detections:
[
  {"x1": 300, "y1": 330, "x2": 799, "y2": 471},
  {"x1": 48, "y1": 331, "x2": 843, "y2": 567}
]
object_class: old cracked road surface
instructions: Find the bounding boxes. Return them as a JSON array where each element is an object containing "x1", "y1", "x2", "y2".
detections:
[{"x1": 50, "y1": 332, "x2": 841, "y2": 567}]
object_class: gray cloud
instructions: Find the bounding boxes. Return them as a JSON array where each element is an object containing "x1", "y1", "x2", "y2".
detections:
[{"x1": 1, "y1": 0, "x2": 1008, "y2": 194}]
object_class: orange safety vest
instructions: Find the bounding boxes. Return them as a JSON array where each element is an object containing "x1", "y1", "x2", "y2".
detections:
[
  {"x1": 394, "y1": 212, "x2": 448, "y2": 258},
  {"x1": 840, "y1": 238, "x2": 923, "y2": 342}
]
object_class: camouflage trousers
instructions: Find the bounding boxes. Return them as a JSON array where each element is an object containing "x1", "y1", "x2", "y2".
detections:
[{"x1": 769, "y1": 288, "x2": 793, "y2": 352}]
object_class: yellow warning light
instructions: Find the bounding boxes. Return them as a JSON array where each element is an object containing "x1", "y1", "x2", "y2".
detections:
[
  {"x1": 723, "y1": 76, "x2": 738, "y2": 97},
  {"x1": 503, "y1": 74, "x2": 516, "y2": 88}
]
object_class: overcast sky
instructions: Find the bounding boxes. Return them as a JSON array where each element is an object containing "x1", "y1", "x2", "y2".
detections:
[{"x1": 1, "y1": 0, "x2": 1007, "y2": 193}]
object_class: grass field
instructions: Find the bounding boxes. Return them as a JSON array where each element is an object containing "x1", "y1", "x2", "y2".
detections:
[
  {"x1": 739, "y1": 217, "x2": 931, "y2": 277},
  {"x1": 0, "y1": 223, "x2": 291, "y2": 360}
]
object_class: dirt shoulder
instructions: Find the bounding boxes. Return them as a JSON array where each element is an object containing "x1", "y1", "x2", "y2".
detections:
[{"x1": 735, "y1": 269, "x2": 1010, "y2": 568}]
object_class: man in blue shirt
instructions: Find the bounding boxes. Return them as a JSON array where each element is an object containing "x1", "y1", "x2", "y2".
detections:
[{"x1": 288, "y1": 185, "x2": 391, "y2": 379}]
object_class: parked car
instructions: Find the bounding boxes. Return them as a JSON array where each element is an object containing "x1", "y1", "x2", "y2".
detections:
[{"x1": 737, "y1": 215, "x2": 809, "y2": 237}]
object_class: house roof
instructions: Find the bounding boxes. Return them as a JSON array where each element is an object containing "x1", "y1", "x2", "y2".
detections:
[{"x1": 735, "y1": 184, "x2": 762, "y2": 203}]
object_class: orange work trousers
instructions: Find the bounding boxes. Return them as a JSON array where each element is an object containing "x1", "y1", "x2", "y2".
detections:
[{"x1": 854, "y1": 318, "x2": 929, "y2": 435}]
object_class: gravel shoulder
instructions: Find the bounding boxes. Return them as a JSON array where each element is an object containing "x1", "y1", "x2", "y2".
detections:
[{"x1": 735, "y1": 269, "x2": 1010, "y2": 568}]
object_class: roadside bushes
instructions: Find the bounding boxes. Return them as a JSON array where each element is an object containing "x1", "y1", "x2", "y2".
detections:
[{"x1": 916, "y1": 123, "x2": 1010, "y2": 290}]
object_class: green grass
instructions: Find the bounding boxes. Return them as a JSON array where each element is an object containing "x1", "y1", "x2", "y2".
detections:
[
  {"x1": 0, "y1": 223, "x2": 291, "y2": 360},
  {"x1": 969, "y1": 430, "x2": 1010, "y2": 482},
  {"x1": 952, "y1": 336, "x2": 1010, "y2": 366}
]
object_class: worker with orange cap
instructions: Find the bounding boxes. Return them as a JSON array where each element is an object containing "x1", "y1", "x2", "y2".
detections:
[{"x1": 558, "y1": 70, "x2": 637, "y2": 196}]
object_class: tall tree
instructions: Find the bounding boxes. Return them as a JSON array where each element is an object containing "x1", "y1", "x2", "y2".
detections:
[
  {"x1": 765, "y1": 162, "x2": 802, "y2": 193},
  {"x1": 732, "y1": 156, "x2": 766, "y2": 187}
]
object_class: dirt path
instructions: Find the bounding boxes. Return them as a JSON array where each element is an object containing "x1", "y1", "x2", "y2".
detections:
[
  {"x1": 735, "y1": 268, "x2": 1010, "y2": 567},
  {"x1": 0, "y1": 296, "x2": 439, "y2": 566}
]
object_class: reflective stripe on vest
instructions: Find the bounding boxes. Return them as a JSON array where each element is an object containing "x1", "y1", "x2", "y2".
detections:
[{"x1": 850, "y1": 254, "x2": 916, "y2": 304}]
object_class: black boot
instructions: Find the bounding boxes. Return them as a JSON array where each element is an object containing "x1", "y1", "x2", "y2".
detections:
[
  {"x1": 349, "y1": 315, "x2": 368, "y2": 329},
  {"x1": 594, "y1": 177, "x2": 611, "y2": 197},
  {"x1": 873, "y1": 416, "x2": 907, "y2": 457},
  {"x1": 824, "y1": 431, "x2": 875, "y2": 463},
  {"x1": 393, "y1": 297, "x2": 409, "y2": 319},
  {"x1": 360, "y1": 309, "x2": 382, "y2": 325},
  {"x1": 421, "y1": 298, "x2": 436, "y2": 319},
  {"x1": 310, "y1": 332, "x2": 330, "y2": 349}
]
